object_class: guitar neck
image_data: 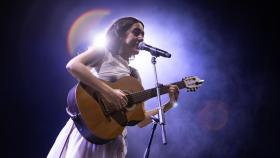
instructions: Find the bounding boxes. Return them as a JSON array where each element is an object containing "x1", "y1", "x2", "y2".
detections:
[{"x1": 127, "y1": 80, "x2": 185, "y2": 104}]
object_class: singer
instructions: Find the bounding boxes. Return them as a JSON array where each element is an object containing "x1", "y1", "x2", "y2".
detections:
[{"x1": 47, "y1": 17, "x2": 179, "y2": 158}]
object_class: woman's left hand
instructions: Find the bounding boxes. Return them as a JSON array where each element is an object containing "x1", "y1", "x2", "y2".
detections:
[{"x1": 168, "y1": 85, "x2": 179, "y2": 105}]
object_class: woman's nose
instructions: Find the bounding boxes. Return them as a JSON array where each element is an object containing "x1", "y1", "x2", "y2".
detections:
[{"x1": 137, "y1": 35, "x2": 144, "y2": 41}]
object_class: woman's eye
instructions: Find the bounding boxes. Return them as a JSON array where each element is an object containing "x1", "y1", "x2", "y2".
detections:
[{"x1": 132, "y1": 28, "x2": 144, "y2": 36}]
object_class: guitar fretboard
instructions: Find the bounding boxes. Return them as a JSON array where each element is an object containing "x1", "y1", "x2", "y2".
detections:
[{"x1": 126, "y1": 80, "x2": 185, "y2": 105}]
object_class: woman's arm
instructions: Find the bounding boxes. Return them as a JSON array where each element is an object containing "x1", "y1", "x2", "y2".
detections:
[
  {"x1": 66, "y1": 47, "x2": 127, "y2": 110},
  {"x1": 137, "y1": 85, "x2": 179, "y2": 128}
]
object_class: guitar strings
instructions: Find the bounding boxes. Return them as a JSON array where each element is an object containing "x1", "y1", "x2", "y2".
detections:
[{"x1": 127, "y1": 81, "x2": 185, "y2": 103}]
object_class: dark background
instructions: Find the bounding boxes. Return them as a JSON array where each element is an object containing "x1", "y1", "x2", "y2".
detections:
[{"x1": 1, "y1": 0, "x2": 278, "y2": 157}]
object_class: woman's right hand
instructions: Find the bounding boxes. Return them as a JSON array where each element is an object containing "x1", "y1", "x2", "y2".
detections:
[{"x1": 101, "y1": 88, "x2": 128, "y2": 112}]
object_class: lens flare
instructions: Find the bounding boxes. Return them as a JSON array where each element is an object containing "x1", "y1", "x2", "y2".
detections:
[
  {"x1": 67, "y1": 9, "x2": 110, "y2": 56},
  {"x1": 198, "y1": 100, "x2": 229, "y2": 131}
]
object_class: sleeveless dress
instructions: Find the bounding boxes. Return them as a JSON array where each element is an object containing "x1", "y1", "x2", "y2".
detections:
[{"x1": 47, "y1": 50, "x2": 141, "y2": 158}]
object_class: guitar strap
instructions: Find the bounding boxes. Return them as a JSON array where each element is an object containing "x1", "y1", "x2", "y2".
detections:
[
  {"x1": 129, "y1": 66, "x2": 141, "y2": 82},
  {"x1": 126, "y1": 66, "x2": 143, "y2": 126}
]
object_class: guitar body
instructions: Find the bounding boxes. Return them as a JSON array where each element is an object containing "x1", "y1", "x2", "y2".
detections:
[
  {"x1": 66, "y1": 75, "x2": 204, "y2": 144},
  {"x1": 67, "y1": 76, "x2": 145, "y2": 144}
]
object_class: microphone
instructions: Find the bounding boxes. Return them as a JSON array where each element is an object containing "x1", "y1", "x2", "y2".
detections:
[{"x1": 138, "y1": 42, "x2": 171, "y2": 58}]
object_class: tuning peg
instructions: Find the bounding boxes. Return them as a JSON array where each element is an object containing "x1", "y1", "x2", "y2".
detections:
[{"x1": 196, "y1": 79, "x2": 204, "y2": 85}]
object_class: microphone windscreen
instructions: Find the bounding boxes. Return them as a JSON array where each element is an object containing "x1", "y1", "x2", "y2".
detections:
[{"x1": 138, "y1": 42, "x2": 146, "y2": 50}]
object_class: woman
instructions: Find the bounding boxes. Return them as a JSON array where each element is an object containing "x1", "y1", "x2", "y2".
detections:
[{"x1": 47, "y1": 17, "x2": 179, "y2": 158}]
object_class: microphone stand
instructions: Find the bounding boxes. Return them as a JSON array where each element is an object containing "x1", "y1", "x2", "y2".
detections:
[
  {"x1": 151, "y1": 56, "x2": 167, "y2": 145},
  {"x1": 143, "y1": 55, "x2": 167, "y2": 158},
  {"x1": 143, "y1": 116, "x2": 159, "y2": 158}
]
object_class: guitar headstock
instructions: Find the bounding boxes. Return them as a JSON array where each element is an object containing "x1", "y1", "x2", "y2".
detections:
[{"x1": 183, "y1": 76, "x2": 204, "y2": 92}]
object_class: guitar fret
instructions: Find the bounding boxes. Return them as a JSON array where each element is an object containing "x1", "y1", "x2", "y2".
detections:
[{"x1": 128, "y1": 80, "x2": 185, "y2": 104}]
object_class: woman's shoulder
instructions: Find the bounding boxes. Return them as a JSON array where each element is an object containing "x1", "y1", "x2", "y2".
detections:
[
  {"x1": 82, "y1": 46, "x2": 107, "y2": 67},
  {"x1": 89, "y1": 46, "x2": 106, "y2": 57}
]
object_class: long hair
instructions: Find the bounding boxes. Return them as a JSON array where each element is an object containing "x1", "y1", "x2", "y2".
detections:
[{"x1": 105, "y1": 17, "x2": 144, "y2": 54}]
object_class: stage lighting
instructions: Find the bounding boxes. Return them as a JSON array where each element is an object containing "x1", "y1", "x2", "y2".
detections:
[{"x1": 91, "y1": 32, "x2": 107, "y2": 48}]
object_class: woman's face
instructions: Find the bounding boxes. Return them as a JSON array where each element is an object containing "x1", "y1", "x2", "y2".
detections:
[{"x1": 123, "y1": 22, "x2": 144, "y2": 56}]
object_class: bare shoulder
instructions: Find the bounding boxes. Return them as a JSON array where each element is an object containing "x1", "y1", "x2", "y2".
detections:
[
  {"x1": 69, "y1": 46, "x2": 106, "y2": 66},
  {"x1": 86, "y1": 46, "x2": 106, "y2": 66}
]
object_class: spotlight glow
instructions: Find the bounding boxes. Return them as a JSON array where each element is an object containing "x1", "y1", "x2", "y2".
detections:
[
  {"x1": 67, "y1": 9, "x2": 110, "y2": 56},
  {"x1": 90, "y1": 32, "x2": 107, "y2": 48}
]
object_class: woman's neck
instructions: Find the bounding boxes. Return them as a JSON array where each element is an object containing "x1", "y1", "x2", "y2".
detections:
[{"x1": 118, "y1": 47, "x2": 130, "y2": 62}]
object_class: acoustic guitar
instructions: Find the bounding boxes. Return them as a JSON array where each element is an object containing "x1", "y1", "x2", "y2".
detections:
[{"x1": 66, "y1": 76, "x2": 204, "y2": 144}]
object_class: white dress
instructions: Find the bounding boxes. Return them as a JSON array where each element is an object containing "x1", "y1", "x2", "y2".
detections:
[{"x1": 47, "y1": 50, "x2": 139, "y2": 158}]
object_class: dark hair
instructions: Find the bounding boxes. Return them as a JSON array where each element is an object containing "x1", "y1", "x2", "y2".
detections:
[{"x1": 105, "y1": 17, "x2": 144, "y2": 54}]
